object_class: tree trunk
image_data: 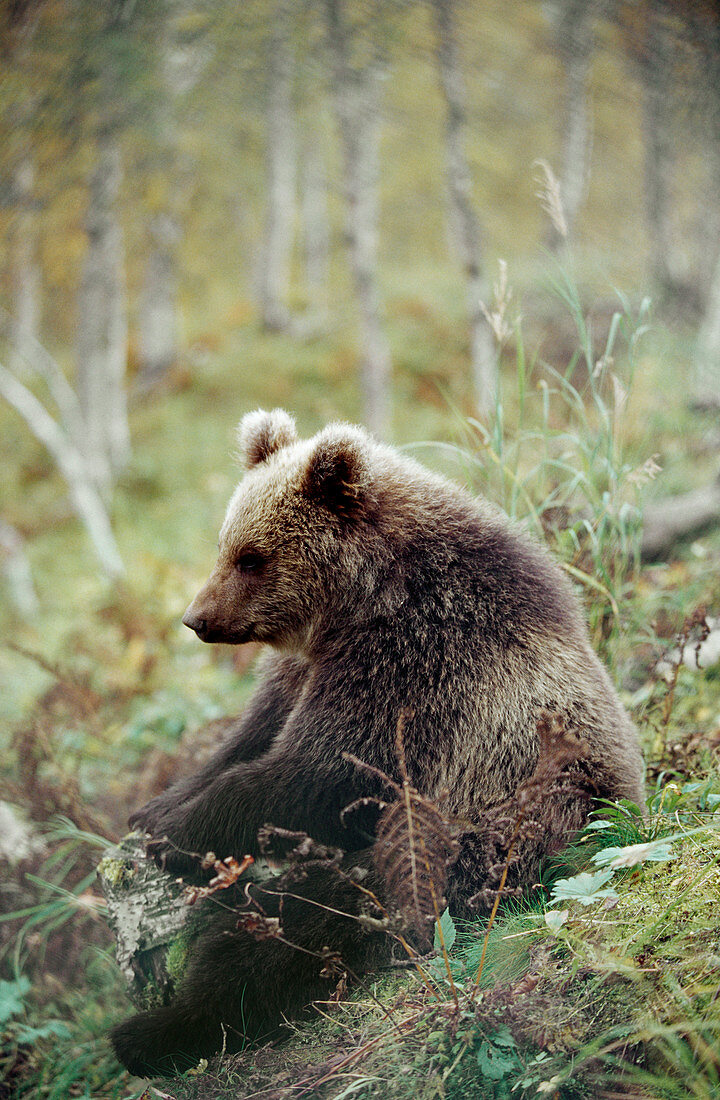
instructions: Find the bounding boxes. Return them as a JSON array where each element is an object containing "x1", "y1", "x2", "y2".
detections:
[
  {"x1": 0, "y1": 309, "x2": 86, "y2": 448},
  {"x1": 433, "y1": 0, "x2": 497, "y2": 418},
  {"x1": 9, "y1": 156, "x2": 40, "y2": 377},
  {"x1": 0, "y1": 359, "x2": 125, "y2": 578},
  {"x1": 641, "y1": 0, "x2": 685, "y2": 300},
  {"x1": 691, "y1": 12, "x2": 720, "y2": 408},
  {"x1": 694, "y1": 247, "x2": 720, "y2": 410},
  {"x1": 98, "y1": 835, "x2": 194, "y2": 1008},
  {"x1": 300, "y1": 123, "x2": 330, "y2": 312},
  {"x1": 138, "y1": 214, "x2": 180, "y2": 389},
  {"x1": 76, "y1": 131, "x2": 130, "y2": 494},
  {"x1": 0, "y1": 520, "x2": 39, "y2": 618},
  {"x1": 258, "y1": 0, "x2": 297, "y2": 333},
  {"x1": 549, "y1": 0, "x2": 596, "y2": 250},
  {"x1": 136, "y1": 1, "x2": 209, "y2": 389},
  {"x1": 324, "y1": 0, "x2": 391, "y2": 438}
]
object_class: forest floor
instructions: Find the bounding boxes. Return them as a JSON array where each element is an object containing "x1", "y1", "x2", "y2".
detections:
[{"x1": 1, "y1": 268, "x2": 720, "y2": 1099}]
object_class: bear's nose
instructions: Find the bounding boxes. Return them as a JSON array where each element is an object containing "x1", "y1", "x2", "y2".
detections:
[{"x1": 182, "y1": 610, "x2": 208, "y2": 638}]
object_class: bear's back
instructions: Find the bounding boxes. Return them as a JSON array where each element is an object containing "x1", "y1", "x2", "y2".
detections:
[{"x1": 303, "y1": 453, "x2": 644, "y2": 817}]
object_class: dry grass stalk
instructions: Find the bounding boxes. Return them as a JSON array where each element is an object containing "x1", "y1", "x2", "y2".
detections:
[
  {"x1": 658, "y1": 607, "x2": 710, "y2": 751},
  {"x1": 479, "y1": 258, "x2": 514, "y2": 346},
  {"x1": 533, "y1": 158, "x2": 568, "y2": 239}
]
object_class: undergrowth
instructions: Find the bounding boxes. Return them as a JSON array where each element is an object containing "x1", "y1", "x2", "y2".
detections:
[
  {"x1": 145, "y1": 785, "x2": 720, "y2": 1100},
  {"x1": 1, "y1": 263, "x2": 719, "y2": 1099}
]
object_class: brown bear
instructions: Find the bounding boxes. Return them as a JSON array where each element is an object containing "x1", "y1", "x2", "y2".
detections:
[{"x1": 111, "y1": 409, "x2": 645, "y2": 1077}]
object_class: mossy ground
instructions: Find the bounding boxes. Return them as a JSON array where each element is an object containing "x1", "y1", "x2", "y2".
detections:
[{"x1": 139, "y1": 807, "x2": 720, "y2": 1100}]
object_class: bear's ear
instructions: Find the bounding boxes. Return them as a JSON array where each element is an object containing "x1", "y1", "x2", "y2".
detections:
[
  {"x1": 302, "y1": 428, "x2": 371, "y2": 519},
  {"x1": 237, "y1": 409, "x2": 298, "y2": 468}
]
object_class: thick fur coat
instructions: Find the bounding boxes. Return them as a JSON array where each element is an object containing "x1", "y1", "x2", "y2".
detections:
[{"x1": 111, "y1": 409, "x2": 645, "y2": 1076}]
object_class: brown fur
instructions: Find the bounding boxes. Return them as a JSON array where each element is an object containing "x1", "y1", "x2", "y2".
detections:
[{"x1": 111, "y1": 410, "x2": 644, "y2": 1076}]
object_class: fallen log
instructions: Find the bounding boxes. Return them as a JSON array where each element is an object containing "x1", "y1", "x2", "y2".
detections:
[
  {"x1": 641, "y1": 473, "x2": 720, "y2": 561},
  {"x1": 97, "y1": 833, "x2": 197, "y2": 1008},
  {"x1": 98, "y1": 834, "x2": 275, "y2": 1008}
]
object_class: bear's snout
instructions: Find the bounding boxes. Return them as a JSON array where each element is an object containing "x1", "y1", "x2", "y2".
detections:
[{"x1": 182, "y1": 608, "x2": 210, "y2": 639}]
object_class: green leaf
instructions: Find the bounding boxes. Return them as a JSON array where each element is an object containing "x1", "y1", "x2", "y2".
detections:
[
  {"x1": 0, "y1": 977, "x2": 31, "y2": 1025},
  {"x1": 544, "y1": 908, "x2": 569, "y2": 933},
  {"x1": 591, "y1": 839, "x2": 674, "y2": 868},
  {"x1": 15, "y1": 1020, "x2": 71, "y2": 1045},
  {"x1": 476, "y1": 1036, "x2": 519, "y2": 1080},
  {"x1": 550, "y1": 870, "x2": 618, "y2": 906},
  {"x1": 490, "y1": 1026, "x2": 517, "y2": 1049},
  {"x1": 433, "y1": 908, "x2": 457, "y2": 953}
]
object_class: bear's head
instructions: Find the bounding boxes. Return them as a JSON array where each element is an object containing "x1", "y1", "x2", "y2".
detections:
[{"x1": 182, "y1": 409, "x2": 380, "y2": 648}]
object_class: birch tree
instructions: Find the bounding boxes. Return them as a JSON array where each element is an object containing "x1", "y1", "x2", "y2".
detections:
[
  {"x1": 138, "y1": 213, "x2": 180, "y2": 389},
  {"x1": 547, "y1": 0, "x2": 598, "y2": 251},
  {"x1": 0, "y1": 2, "x2": 125, "y2": 586},
  {"x1": 323, "y1": 0, "x2": 392, "y2": 437},
  {"x1": 0, "y1": 520, "x2": 39, "y2": 618},
  {"x1": 258, "y1": 0, "x2": 297, "y2": 332},
  {"x1": 299, "y1": 104, "x2": 330, "y2": 320},
  {"x1": 691, "y1": 5, "x2": 720, "y2": 409},
  {"x1": 641, "y1": 0, "x2": 685, "y2": 300},
  {"x1": 73, "y1": 0, "x2": 165, "y2": 489},
  {"x1": 137, "y1": 5, "x2": 210, "y2": 387},
  {"x1": 0, "y1": 6, "x2": 42, "y2": 376},
  {"x1": 432, "y1": 0, "x2": 497, "y2": 417},
  {"x1": 8, "y1": 156, "x2": 40, "y2": 377},
  {"x1": 301, "y1": 138, "x2": 329, "y2": 305},
  {"x1": 76, "y1": 131, "x2": 130, "y2": 493},
  {"x1": 695, "y1": 253, "x2": 720, "y2": 410},
  {"x1": 0, "y1": 358, "x2": 124, "y2": 578}
]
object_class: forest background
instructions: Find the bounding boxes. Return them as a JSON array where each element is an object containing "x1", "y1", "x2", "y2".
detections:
[{"x1": 1, "y1": 1, "x2": 720, "y2": 1098}]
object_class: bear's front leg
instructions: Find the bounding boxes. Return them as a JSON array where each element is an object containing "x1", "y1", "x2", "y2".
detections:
[
  {"x1": 129, "y1": 657, "x2": 309, "y2": 842},
  {"x1": 143, "y1": 751, "x2": 363, "y2": 877},
  {"x1": 141, "y1": 762, "x2": 269, "y2": 875}
]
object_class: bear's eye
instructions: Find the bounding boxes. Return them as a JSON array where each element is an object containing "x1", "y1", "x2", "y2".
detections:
[{"x1": 235, "y1": 552, "x2": 265, "y2": 575}]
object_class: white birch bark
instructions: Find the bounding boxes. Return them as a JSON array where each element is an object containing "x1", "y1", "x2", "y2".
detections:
[
  {"x1": 138, "y1": 214, "x2": 180, "y2": 388},
  {"x1": 548, "y1": 0, "x2": 596, "y2": 250},
  {"x1": 258, "y1": 0, "x2": 297, "y2": 332},
  {"x1": 691, "y1": 13, "x2": 720, "y2": 408},
  {"x1": 76, "y1": 132, "x2": 130, "y2": 495},
  {"x1": 0, "y1": 360, "x2": 124, "y2": 578},
  {"x1": 137, "y1": 4, "x2": 209, "y2": 387},
  {"x1": 433, "y1": 0, "x2": 497, "y2": 417},
  {"x1": 641, "y1": 0, "x2": 685, "y2": 297},
  {"x1": 98, "y1": 835, "x2": 191, "y2": 1007},
  {"x1": 324, "y1": 0, "x2": 391, "y2": 437},
  {"x1": 98, "y1": 835, "x2": 275, "y2": 1007},
  {"x1": 0, "y1": 521, "x2": 39, "y2": 618},
  {"x1": 300, "y1": 125, "x2": 330, "y2": 312},
  {"x1": 694, "y1": 247, "x2": 720, "y2": 409},
  {"x1": 9, "y1": 157, "x2": 40, "y2": 378},
  {"x1": 0, "y1": 309, "x2": 85, "y2": 448}
]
